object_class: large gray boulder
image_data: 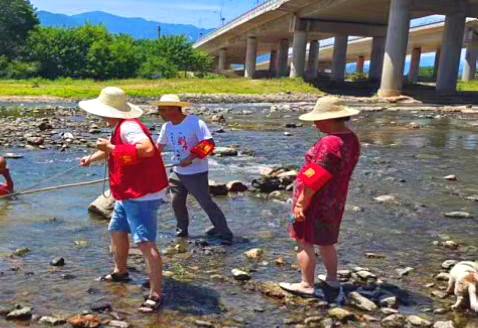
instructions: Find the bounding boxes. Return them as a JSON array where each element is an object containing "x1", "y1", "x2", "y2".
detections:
[{"x1": 88, "y1": 192, "x2": 115, "y2": 219}]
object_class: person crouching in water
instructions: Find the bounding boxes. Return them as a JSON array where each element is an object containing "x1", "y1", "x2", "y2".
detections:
[
  {"x1": 154, "y1": 95, "x2": 234, "y2": 245},
  {"x1": 79, "y1": 87, "x2": 169, "y2": 313},
  {"x1": 0, "y1": 156, "x2": 14, "y2": 195},
  {"x1": 280, "y1": 97, "x2": 360, "y2": 300}
]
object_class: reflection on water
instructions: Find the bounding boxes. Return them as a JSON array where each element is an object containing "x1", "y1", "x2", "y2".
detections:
[{"x1": 0, "y1": 106, "x2": 477, "y2": 327}]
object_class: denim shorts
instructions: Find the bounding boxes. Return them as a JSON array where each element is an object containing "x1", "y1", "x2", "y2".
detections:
[{"x1": 108, "y1": 199, "x2": 162, "y2": 244}]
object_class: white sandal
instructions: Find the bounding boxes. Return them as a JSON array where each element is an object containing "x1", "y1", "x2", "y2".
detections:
[{"x1": 279, "y1": 282, "x2": 315, "y2": 298}]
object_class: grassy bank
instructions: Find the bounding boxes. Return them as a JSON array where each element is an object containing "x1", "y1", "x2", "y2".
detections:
[
  {"x1": 0, "y1": 78, "x2": 320, "y2": 98},
  {"x1": 457, "y1": 80, "x2": 478, "y2": 92}
]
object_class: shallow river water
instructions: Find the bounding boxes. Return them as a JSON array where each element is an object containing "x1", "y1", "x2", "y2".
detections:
[{"x1": 0, "y1": 102, "x2": 477, "y2": 327}]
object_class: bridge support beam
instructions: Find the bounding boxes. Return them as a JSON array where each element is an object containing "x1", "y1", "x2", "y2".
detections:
[
  {"x1": 436, "y1": 12, "x2": 466, "y2": 93},
  {"x1": 369, "y1": 36, "x2": 385, "y2": 81},
  {"x1": 433, "y1": 48, "x2": 441, "y2": 81},
  {"x1": 407, "y1": 47, "x2": 421, "y2": 84},
  {"x1": 245, "y1": 36, "x2": 258, "y2": 78},
  {"x1": 290, "y1": 30, "x2": 307, "y2": 78},
  {"x1": 277, "y1": 39, "x2": 289, "y2": 77},
  {"x1": 332, "y1": 35, "x2": 348, "y2": 82},
  {"x1": 378, "y1": 0, "x2": 411, "y2": 97},
  {"x1": 463, "y1": 28, "x2": 478, "y2": 81},
  {"x1": 218, "y1": 48, "x2": 227, "y2": 73},
  {"x1": 307, "y1": 40, "x2": 320, "y2": 79},
  {"x1": 269, "y1": 50, "x2": 278, "y2": 76},
  {"x1": 356, "y1": 56, "x2": 365, "y2": 73}
]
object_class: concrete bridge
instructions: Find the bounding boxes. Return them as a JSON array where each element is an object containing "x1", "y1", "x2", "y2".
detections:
[{"x1": 193, "y1": 0, "x2": 478, "y2": 96}]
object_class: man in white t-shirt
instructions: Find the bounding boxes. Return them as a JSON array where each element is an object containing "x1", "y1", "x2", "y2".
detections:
[{"x1": 155, "y1": 94, "x2": 233, "y2": 244}]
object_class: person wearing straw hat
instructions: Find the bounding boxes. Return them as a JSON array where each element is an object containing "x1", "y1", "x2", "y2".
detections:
[
  {"x1": 79, "y1": 87, "x2": 169, "y2": 313},
  {"x1": 279, "y1": 96, "x2": 361, "y2": 300},
  {"x1": 153, "y1": 94, "x2": 234, "y2": 245}
]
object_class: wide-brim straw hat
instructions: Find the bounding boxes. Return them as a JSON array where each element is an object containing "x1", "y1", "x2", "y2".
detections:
[
  {"x1": 299, "y1": 96, "x2": 360, "y2": 121},
  {"x1": 79, "y1": 87, "x2": 143, "y2": 119},
  {"x1": 151, "y1": 94, "x2": 191, "y2": 109}
]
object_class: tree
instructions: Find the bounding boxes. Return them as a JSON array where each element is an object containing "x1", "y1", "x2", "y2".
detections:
[{"x1": 0, "y1": 0, "x2": 39, "y2": 58}]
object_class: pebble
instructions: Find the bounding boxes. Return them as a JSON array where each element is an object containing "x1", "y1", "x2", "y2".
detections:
[
  {"x1": 243, "y1": 248, "x2": 263, "y2": 259},
  {"x1": 231, "y1": 268, "x2": 251, "y2": 281},
  {"x1": 39, "y1": 315, "x2": 66, "y2": 326},
  {"x1": 90, "y1": 301, "x2": 112, "y2": 312},
  {"x1": 49, "y1": 257, "x2": 65, "y2": 267},
  {"x1": 283, "y1": 132, "x2": 292, "y2": 136},
  {"x1": 348, "y1": 291, "x2": 377, "y2": 311},
  {"x1": 381, "y1": 308, "x2": 399, "y2": 315},
  {"x1": 407, "y1": 315, "x2": 432, "y2": 327},
  {"x1": 380, "y1": 296, "x2": 398, "y2": 308},
  {"x1": 365, "y1": 252, "x2": 385, "y2": 259},
  {"x1": 226, "y1": 180, "x2": 248, "y2": 192},
  {"x1": 443, "y1": 211, "x2": 472, "y2": 219},
  {"x1": 466, "y1": 194, "x2": 478, "y2": 201},
  {"x1": 435, "y1": 272, "x2": 450, "y2": 281},
  {"x1": 374, "y1": 194, "x2": 397, "y2": 203},
  {"x1": 208, "y1": 181, "x2": 229, "y2": 196},
  {"x1": 396, "y1": 267, "x2": 414, "y2": 277},
  {"x1": 109, "y1": 320, "x2": 130, "y2": 328},
  {"x1": 381, "y1": 314, "x2": 405, "y2": 327},
  {"x1": 431, "y1": 290, "x2": 447, "y2": 298},
  {"x1": 327, "y1": 307, "x2": 355, "y2": 322},
  {"x1": 443, "y1": 175, "x2": 457, "y2": 181},
  {"x1": 355, "y1": 270, "x2": 377, "y2": 280},
  {"x1": 304, "y1": 316, "x2": 322, "y2": 325},
  {"x1": 441, "y1": 260, "x2": 458, "y2": 270},
  {"x1": 195, "y1": 320, "x2": 214, "y2": 327},
  {"x1": 12, "y1": 247, "x2": 30, "y2": 257},
  {"x1": 433, "y1": 321, "x2": 455, "y2": 328},
  {"x1": 442, "y1": 240, "x2": 459, "y2": 249},
  {"x1": 3, "y1": 152, "x2": 23, "y2": 159},
  {"x1": 6, "y1": 306, "x2": 32, "y2": 320},
  {"x1": 213, "y1": 147, "x2": 238, "y2": 156},
  {"x1": 67, "y1": 314, "x2": 101, "y2": 328},
  {"x1": 363, "y1": 314, "x2": 379, "y2": 322},
  {"x1": 433, "y1": 308, "x2": 447, "y2": 314}
]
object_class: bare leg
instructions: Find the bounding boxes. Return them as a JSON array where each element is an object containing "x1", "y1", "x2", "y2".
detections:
[
  {"x1": 318, "y1": 244, "x2": 338, "y2": 282},
  {"x1": 469, "y1": 284, "x2": 478, "y2": 312},
  {"x1": 111, "y1": 232, "x2": 129, "y2": 274},
  {"x1": 137, "y1": 242, "x2": 163, "y2": 298},
  {"x1": 297, "y1": 240, "x2": 316, "y2": 287},
  {"x1": 452, "y1": 296, "x2": 465, "y2": 310},
  {"x1": 445, "y1": 277, "x2": 455, "y2": 297}
]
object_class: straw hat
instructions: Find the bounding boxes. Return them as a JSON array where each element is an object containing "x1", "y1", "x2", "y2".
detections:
[
  {"x1": 151, "y1": 94, "x2": 191, "y2": 109},
  {"x1": 299, "y1": 96, "x2": 360, "y2": 121},
  {"x1": 79, "y1": 87, "x2": 143, "y2": 119}
]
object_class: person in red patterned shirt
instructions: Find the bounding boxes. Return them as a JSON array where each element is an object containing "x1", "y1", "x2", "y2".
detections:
[{"x1": 280, "y1": 97, "x2": 361, "y2": 299}]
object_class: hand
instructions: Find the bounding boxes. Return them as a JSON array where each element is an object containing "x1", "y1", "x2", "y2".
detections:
[
  {"x1": 96, "y1": 138, "x2": 114, "y2": 153},
  {"x1": 293, "y1": 203, "x2": 305, "y2": 222},
  {"x1": 179, "y1": 158, "x2": 193, "y2": 167},
  {"x1": 80, "y1": 156, "x2": 92, "y2": 167}
]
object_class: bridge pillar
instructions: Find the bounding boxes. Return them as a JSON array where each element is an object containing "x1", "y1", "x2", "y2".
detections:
[
  {"x1": 463, "y1": 28, "x2": 478, "y2": 81},
  {"x1": 433, "y1": 48, "x2": 441, "y2": 81},
  {"x1": 378, "y1": 0, "x2": 411, "y2": 97},
  {"x1": 245, "y1": 36, "x2": 258, "y2": 78},
  {"x1": 407, "y1": 47, "x2": 421, "y2": 84},
  {"x1": 290, "y1": 30, "x2": 307, "y2": 78},
  {"x1": 218, "y1": 48, "x2": 227, "y2": 73},
  {"x1": 369, "y1": 36, "x2": 385, "y2": 81},
  {"x1": 277, "y1": 39, "x2": 289, "y2": 77},
  {"x1": 269, "y1": 50, "x2": 278, "y2": 76},
  {"x1": 332, "y1": 35, "x2": 348, "y2": 82},
  {"x1": 356, "y1": 56, "x2": 365, "y2": 73},
  {"x1": 307, "y1": 40, "x2": 320, "y2": 79},
  {"x1": 436, "y1": 12, "x2": 466, "y2": 93}
]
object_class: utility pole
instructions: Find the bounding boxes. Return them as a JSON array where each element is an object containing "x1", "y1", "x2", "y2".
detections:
[{"x1": 157, "y1": 25, "x2": 161, "y2": 38}]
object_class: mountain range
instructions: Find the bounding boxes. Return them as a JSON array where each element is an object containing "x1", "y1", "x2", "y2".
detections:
[{"x1": 37, "y1": 10, "x2": 214, "y2": 41}]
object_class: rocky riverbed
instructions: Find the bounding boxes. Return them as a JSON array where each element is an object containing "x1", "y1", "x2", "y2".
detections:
[{"x1": 0, "y1": 99, "x2": 477, "y2": 327}]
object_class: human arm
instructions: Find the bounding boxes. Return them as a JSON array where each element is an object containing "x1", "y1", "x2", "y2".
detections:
[
  {"x1": 96, "y1": 137, "x2": 155, "y2": 159},
  {"x1": 80, "y1": 150, "x2": 107, "y2": 167},
  {"x1": 2, "y1": 169, "x2": 14, "y2": 192},
  {"x1": 180, "y1": 119, "x2": 214, "y2": 167}
]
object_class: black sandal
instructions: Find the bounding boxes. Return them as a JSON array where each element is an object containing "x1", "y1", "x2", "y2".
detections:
[
  {"x1": 98, "y1": 272, "x2": 130, "y2": 282},
  {"x1": 138, "y1": 295, "x2": 162, "y2": 313}
]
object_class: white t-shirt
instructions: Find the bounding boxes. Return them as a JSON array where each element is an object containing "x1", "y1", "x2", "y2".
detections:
[
  {"x1": 117, "y1": 121, "x2": 166, "y2": 201},
  {"x1": 158, "y1": 115, "x2": 212, "y2": 175}
]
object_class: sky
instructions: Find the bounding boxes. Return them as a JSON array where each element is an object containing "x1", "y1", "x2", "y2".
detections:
[{"x1": 29, "y1": 0, "x2": 268, "y2": 28}]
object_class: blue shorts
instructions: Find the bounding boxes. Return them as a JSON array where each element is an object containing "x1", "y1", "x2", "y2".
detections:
[{"x1": 108, "y1": 199, "x2": 162, "y2": 244}]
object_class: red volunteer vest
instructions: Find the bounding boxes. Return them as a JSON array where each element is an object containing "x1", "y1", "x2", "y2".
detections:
[{"x1": 109, "y1": 119, "x2": 169, "y2": 200}]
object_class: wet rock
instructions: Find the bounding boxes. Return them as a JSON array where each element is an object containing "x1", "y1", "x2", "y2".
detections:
[
  {"x1": 363, "y1": 314, "x2": 379, "y2": 322},
  {"x1": 38, "y1": 122, "x2": 53, "y2": 131},
  {"x1": 304, "y1": 316, "x2": 322, "y2": 325},
  {"x1": 442, "y1": 240, "x2": 459, "y2": 249},
  {"x1": 88, "y1": 193, "x2": 115, "y2": 219},
  {"x1": 431, "y1": 290, "x2": 447, "y2": 298},
  {"x1": 50, "y1": 257, "x2": 65, "y2": 267},
  {"x1": 337, "y1": 269, "x2": 352, "y2": 279},
  {"x1": 90, "y1": 301, "x2": 112, "y2": 312},
  {"x1": 443, "y1": 175, "x2": 457, "y2": 181},
  {"x1": 320, "y1": 318, "x2": 333, "y2": 328},
  {"x1": 381, "y1": 308, "x2": 399, "y2": 315},
  {"x1": 355, "y1": 270, "x2": 377, "y2": 280},
  {"x1": 109, "y1": 320, "x2": 130, "y2": 328},
  {"x1": 208, "y1": 181, "x2": 228, "y2": 196},
  {"x1": 27, "y1": 136, "x2": 44, "y2": 146},
  {"x1": 67, "y1": 314, "x2": 101, "y2": 328},
  {"x1": 433, "y1": 321, "x2": 454, "y2": 328},
  {"x1": 380, "y1": 296, "x2": 398, "y2": 308},
  {"x1": 374, "y1": 194, "x2": 398, "y2": 204},
  {"x1": 466, "y1": 195, "x2": 478, "y2": 202},
  {"x1": 443, "y1": 211, "x2": 472, "y2": 219},
  {"x1": 61, "y1": 273, "x2": 76, "y2": 280},
  {"x1": 213, "y1": 147, "x2": 238, "y2": 156},
  {"x1": 408, "y1": 122, "x2": 421, "y2": 129},
  {"x1": 195, "y1": 319, "x2": 214, "y2": 327},
  {"x1": 396, "y1": 267, "x2": 414, "y2": 277},
  {"x1": 226, "y1": 180, "x2": 248, "y2": 192},
  {"x1": 435, "y1": 272, "x2": 450, "y2": 281},
  {"x1": 251, "y1": 177, "x2": 282, "y2": 193},
  {"x1": 327, "y1": 307, "x2": 355, "y2": 322},
  {"x1": 12, "y1": 247, "x2": 30, "y2": 257},
  {"x1": 3, "y1": 152, "x2": 24, "y2": 159},
  {"x1": 74, "y1": 240, "x2": 90, "y2": 248},
  {"x1": 283, "y1": 132, "x2": 292, "y2": 136},
  {"x1": 441, "y1": 260, "x2": 458, "y2": 270},
  {"x1": 433, "y1": 308, "x2": 447, "y2": 314},
  {"x1": 381, "y1": 314, "x2": 405, "y2": 327},
  {"x1": 348, "y1": 291, "x2": 377, "y2": 311},
  {"x1": 0, "y1": 305, "x2": 14, "y2": 316},
  {"x1": 39, "y1": 315, "x2": 66, "y2": 326},
  {"x1": 274, "y1": 257, "x2": 285, "y2": 266},
  {"x1": 231, "y1": 268, "x2": 251, "y2": 281},
  {"x1": 210, "y1": 114, "x2": 226, "y2": 124},
  {"x1": 407, "y1": 315, "x2": 432, "y2": 327},
  {"x1": 6, "y1": 306, "x2": 32, "y2": 320},
  {"x1": 365, "y1": 252, "x2": 385, "y2": 259},
  {"x1": 243, "y1": 248, "x2": 263, "y2": 259}
]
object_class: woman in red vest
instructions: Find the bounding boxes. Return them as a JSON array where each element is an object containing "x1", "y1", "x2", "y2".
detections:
[
  {"x1": 0, "y1": 156, "x2": 14, "y2": 195},
  {"x1": 79, "y1": 87, "x2": 169, "y2": 313}
]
